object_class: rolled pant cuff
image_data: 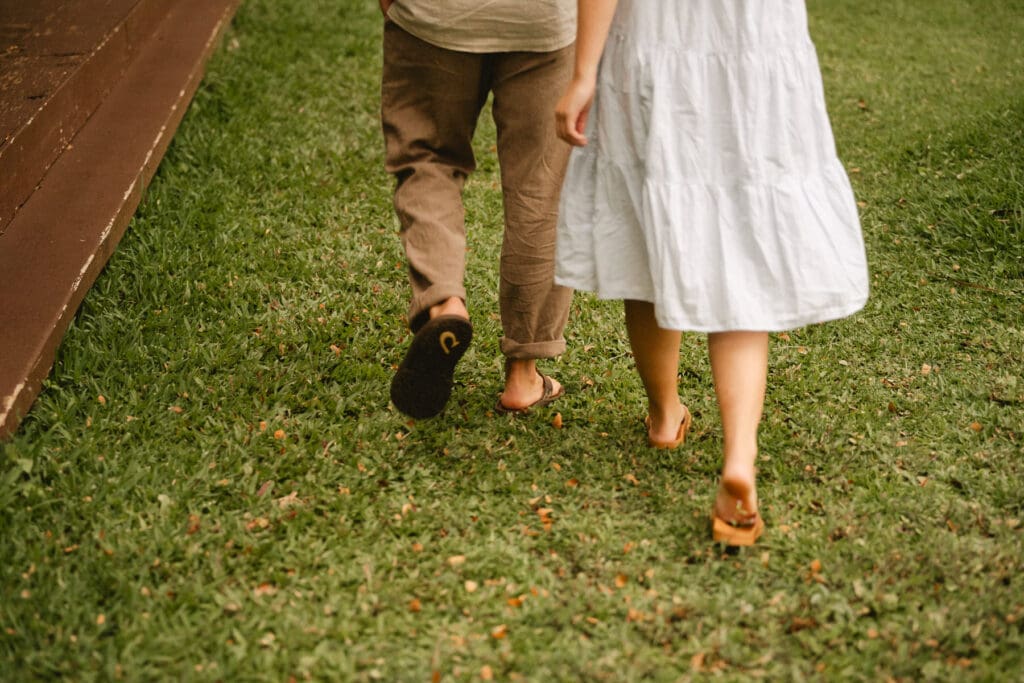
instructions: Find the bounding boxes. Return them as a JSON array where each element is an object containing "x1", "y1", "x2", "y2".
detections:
[{"x1": 500, "y1": 337, "x2": 566, "y2": 360}]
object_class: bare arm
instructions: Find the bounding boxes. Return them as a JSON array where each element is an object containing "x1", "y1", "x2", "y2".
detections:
[
  {"x1": 554, "y1": 0, "x2": 620, "y2": 146},
  {"x1": 379, "y1": 0, "x2": 393, "y2": 16}
]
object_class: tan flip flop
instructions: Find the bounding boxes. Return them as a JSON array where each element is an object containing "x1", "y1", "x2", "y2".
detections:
[
  {"x1": 644, "y1": 406, "x2": 693, "y2": 449},
  {"x1": 711, "y1": 512, "x2": 765, "y2": 546}
]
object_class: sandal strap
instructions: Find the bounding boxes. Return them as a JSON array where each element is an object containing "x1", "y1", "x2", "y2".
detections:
[{"x1": 538, "y1": 371, "x2": 553, "y2": 399}]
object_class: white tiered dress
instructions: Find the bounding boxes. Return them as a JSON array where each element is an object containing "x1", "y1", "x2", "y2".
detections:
[{"x1": 555, "y1": 0, "x2": 869, "y2": 332}]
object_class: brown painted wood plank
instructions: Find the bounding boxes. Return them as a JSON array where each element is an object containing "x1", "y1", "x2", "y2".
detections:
[
  {"x1": 0, "y1": 0, "x2": 240, "y2": 438},
  {"x1": 0, "y1": 0, "x2": 174, "y2": 235}
]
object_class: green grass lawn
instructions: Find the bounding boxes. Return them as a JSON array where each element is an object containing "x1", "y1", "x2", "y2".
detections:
[{"x1": 2, "y1": 0, "x2": 1022, "y2": 679}]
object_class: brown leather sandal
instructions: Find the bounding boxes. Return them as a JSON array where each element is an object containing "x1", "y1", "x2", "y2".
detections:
[{"x1": 495, "y1": 370, "x2": 564, "y2": 414}]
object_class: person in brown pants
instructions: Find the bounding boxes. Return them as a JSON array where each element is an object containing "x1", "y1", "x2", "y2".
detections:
[{"x1": 380, "y1": 0, "x2": 576, "y2": 419}]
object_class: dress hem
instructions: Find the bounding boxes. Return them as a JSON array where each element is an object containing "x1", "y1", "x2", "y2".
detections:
[{"x1": 556, "y1": 275, "x2": 868, "y2": 332}]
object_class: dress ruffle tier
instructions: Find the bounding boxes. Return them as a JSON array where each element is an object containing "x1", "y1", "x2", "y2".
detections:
[{"x1": 556, "y1": 0, "x2": 869, "y2": 331}]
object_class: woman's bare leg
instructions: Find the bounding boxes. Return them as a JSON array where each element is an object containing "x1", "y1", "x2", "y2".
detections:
[
  {"x1": 708, "y1": 331, "x2": 769, "y2": 523},
  {"x1": 624, "y1": 300, "x2": 688, "y2": 443}
]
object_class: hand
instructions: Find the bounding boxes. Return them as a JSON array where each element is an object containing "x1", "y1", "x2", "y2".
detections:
[
  {"x1": 555, "y1": 78, "x2": 596, "y2": 147},
  {"x1": 379, "y1": 0, "x2": 394, "y2": 16}
]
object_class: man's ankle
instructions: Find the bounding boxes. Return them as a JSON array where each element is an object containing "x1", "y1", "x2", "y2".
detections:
[
  {"x1": 429, "y1": 297, "x2": 469, "y2": 320},
  {"x1": 504, "y1": 358, "x2": 537, "y2": 383}
]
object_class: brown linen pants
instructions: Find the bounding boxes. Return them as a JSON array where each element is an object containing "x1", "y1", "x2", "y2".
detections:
[{"x1": 381, "y1": 21, "x2": 574, "y2": 360}]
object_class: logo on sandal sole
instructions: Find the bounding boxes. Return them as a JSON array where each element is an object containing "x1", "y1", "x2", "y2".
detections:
[{"x1": 439, "y1": 332, "x2": 460, "y2": 355}]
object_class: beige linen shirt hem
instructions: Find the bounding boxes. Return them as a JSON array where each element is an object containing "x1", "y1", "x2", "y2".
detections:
[{"x1": 386, "y1": 0, "x2": 576, "y2": 54}]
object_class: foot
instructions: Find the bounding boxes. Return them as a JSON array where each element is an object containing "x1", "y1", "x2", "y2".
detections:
[
  {"x1": 713, "y1": 458, "x2": 759, "y2": 525},
  {"x1": 496, "y1": 360, "x2": 563, "y2": 413},
  {"x1": 645, "y1": 403, "x2": 691, "y2": 448},
  {"x1": 711, "y1": 459, "x2": 763, "y2": 546}
]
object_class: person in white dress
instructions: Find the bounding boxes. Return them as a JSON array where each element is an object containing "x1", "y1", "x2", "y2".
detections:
[{"x1": 555, "y1": 0, "x2": 869, "y2": 545}]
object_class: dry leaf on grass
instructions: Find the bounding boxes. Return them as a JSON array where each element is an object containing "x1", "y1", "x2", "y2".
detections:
[
  {"x1": 789, "y1": 616, "x2": 818, "y2": 633},
  {"x1": 276, "y1": 491, "x2": 301, "y2": 509},
  {"x1": 246, "y1": 517, "x2": 270, "y2": 531},
  {"x1": 253, "y1": 583, "x2": 277, "y2": 597}
]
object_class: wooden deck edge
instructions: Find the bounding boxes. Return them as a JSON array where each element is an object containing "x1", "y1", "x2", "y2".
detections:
[
  {"x1": 0, "y1": 0, "x2": 175, "y2": 236},
  {"x1": 0, "y1": 0, "x2": 241, "y2": 439}
]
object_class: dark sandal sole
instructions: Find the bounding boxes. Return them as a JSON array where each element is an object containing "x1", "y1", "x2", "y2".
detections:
[{"x1": 390, "y1": 315, "x2": 472, "y2": 419}]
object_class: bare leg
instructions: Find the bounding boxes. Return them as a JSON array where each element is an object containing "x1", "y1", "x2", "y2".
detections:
[
  {"x1": 624, "y1": 300, "x2": 688, "y2": 444},
  {"x1": 708, "y1": 331, "x2": 768, "y2": 524}
]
